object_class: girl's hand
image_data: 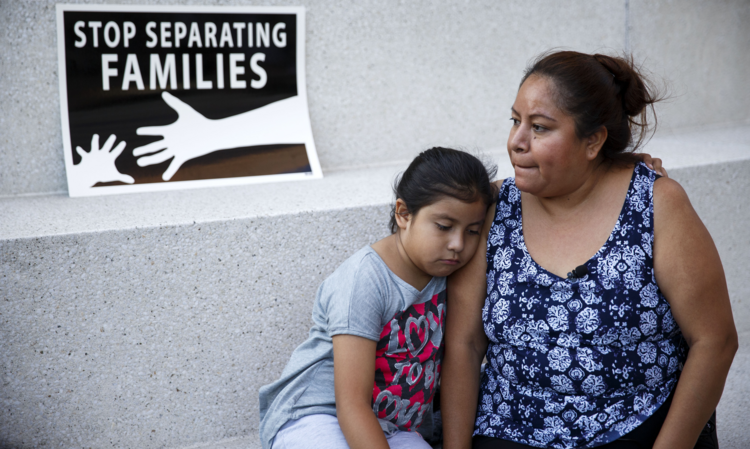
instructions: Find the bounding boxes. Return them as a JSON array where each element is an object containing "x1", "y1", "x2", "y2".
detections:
[{"x1": 636, "y1": 153, "x2": 668, "y2": 177}]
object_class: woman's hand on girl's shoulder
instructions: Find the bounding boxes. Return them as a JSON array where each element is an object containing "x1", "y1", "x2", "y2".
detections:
[{"x1": 635, "y1": 153, "x2": 668, "y2": 177}]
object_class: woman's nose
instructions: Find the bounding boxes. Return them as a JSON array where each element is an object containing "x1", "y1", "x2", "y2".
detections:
[{"x1": 509, "y1": 124, "x2": 530, "y2": 153}]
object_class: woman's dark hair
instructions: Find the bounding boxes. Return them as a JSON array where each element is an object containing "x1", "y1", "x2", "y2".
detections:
[
  {"x1": 389, "y1": 147, "x2": 497, "y2": 234},
  {"x1": 521, "y1": 50, "x2": 664, "y2": 162}
]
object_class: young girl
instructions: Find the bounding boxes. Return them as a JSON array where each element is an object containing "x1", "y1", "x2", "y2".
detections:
[{"x1": 258, "y1": 147, "x2": 498, "y2": 449}]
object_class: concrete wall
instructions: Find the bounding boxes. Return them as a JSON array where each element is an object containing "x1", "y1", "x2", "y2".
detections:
[
  {"x1": 630, "y1": 0, "x2": 750, "y2": 132},
  {"x1": 2, "y1": 0, "x2": 749, "y2": 196},
  {"x1": 1, "y1": 0, "x2": 749, "y2": 448}
]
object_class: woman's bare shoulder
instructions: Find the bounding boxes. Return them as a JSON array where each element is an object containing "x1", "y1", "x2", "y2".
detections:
[{"x1": 653, "y1": 176, "x2": 692, "y2": 218}]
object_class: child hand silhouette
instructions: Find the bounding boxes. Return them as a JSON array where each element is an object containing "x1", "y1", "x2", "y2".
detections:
[{"x1": 70, "y1": 133, "x2": 134, "y2": 189}]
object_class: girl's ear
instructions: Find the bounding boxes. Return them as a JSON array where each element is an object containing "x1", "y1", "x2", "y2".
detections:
[
  {"x1": 394, "y1": 199, "x2": 412, "y2": 231},
  {"x1": 586, "y1": 126, "x2": 608, "y2": 160}
]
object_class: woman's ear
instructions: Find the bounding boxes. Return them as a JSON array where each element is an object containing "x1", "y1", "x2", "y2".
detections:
[
  {"x1": 394, "y1": 199, "x2": 411, "y2": 231},
  {"x1": 586, "y1": 126, "x2": 608, "y2": 160}
]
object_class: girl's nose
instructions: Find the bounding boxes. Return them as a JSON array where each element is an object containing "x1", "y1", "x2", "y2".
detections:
[{"x1": 448, "y1": 232, "x2": 465, "y2": 253}]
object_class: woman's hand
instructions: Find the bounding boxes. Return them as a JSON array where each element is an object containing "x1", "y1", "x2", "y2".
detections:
[
  {"x1": 635, "y1": 152, "x2": 668, "y2": 177},
  {"x1": 651, "y1": 177, "x2": 738, "y2": 449},
  {"x1": 333, "y1": 335, "x2": 390, "y2": 449}
]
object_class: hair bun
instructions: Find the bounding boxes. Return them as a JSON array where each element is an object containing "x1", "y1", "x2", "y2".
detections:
[
  {"x1": 593, "y1": 54, "x2": 648, "y2": 117},
  {"x1": 522, "y1": 50, "x2": 664, "y2": 160}
]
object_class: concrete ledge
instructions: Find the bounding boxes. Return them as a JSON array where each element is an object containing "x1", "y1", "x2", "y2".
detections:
[
  {"x1": 2, "y1": 124, "x2": 749, "y2": 241},
  {"x1": 1, "y1": 126, "x2": 749, "y2": 448}
]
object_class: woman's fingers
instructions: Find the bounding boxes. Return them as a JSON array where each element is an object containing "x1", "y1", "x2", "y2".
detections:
[{"x1": 650, "y1": 157, "x2": 668, "y2": 177}]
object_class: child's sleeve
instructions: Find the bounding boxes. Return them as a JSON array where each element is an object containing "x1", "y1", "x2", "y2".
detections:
[{"x1": 323, "y1": 254, "x2": 391, "y2": 342}]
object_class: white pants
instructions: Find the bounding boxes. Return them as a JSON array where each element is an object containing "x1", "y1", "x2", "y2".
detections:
[{"x1": 272, "y1": 414, "x2": 432, "y2": 449}]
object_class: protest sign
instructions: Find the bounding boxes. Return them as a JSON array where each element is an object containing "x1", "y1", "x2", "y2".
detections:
[{"x1": 56, "y1": 4, "x2": 321, "y2": 197}]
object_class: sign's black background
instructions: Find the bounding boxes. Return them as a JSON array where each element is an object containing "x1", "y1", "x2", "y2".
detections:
[{"x1": 62, "y1": 11, "x2": 309, "y2": 185}]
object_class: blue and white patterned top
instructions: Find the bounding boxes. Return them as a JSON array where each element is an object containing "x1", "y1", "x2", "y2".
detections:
[{"x1": 475, "y1": 163, "x2": 688, "y2": 448}]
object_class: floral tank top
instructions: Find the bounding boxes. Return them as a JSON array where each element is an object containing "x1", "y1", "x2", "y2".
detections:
[{"x1": 476, "y1": 163, "x2": 688, "y2": 448}]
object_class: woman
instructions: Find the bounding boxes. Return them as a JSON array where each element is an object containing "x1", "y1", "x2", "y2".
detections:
[{"x1": 441, "y1": 51, "x2": 738, "y2": 449}]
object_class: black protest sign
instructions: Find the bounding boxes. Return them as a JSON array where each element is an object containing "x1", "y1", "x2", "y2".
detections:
[{"x1": 56, "y1": 5, "x2": 320, "y2": 197}]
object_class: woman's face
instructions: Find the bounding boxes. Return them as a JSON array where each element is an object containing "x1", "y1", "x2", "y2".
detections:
[{"x1": 507, "y1": 75, "x2": 601, "y2": 198}]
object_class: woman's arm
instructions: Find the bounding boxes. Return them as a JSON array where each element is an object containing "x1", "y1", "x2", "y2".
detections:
[
  {"x1": 652, "y1": 178, "x2": 738, "y2": 449},
  {"x1": 333, "y1": 334, "x2": 390, "y2": 449},
  {"x1": 441, "y1": 203, "x2": 495, "y2": 449}
]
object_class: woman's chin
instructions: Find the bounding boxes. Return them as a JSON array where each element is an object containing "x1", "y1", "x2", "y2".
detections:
[{"x1": 513, "y1": 174, "x2": 540, "y2": 194}]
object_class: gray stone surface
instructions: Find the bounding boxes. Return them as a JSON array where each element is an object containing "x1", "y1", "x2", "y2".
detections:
[
  {"x1": 645, "y1": 124, "x2": 750, "y2": 171},
  {"x1": 630, "y1": 0, "x2": 750, "y2": 133},
  {"x1": 2, "y1": 0, "x2": 625, "y2": 196}
]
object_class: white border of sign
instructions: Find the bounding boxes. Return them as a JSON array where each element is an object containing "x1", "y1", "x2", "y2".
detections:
[{"x1": 56, "y1": 4, "x2": 322, "y2": 197}]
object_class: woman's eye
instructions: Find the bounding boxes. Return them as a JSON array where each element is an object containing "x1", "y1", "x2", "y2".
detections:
[
  {"x1": 510, "y1": 118, "x2": 520, "y2": 126},
  {"x1": 468, "y1": 229, "x2": 480, "y2": 236},
  {"x1": 436, "y1": 223, "x2": 450, "y2": 231},
  {"x1": 532, "y1": 124, "x2": 547, "y2": 132}
]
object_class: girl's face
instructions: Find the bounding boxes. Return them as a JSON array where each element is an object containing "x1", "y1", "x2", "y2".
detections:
[
  {"x1": 507, "y1": 75, "x2": 603, "y2": 197},
  {"x1": 396, "y1": 196, "x2": 487, "y2": 278}
]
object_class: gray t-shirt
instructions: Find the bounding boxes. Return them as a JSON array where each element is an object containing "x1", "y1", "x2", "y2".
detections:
[{"x1": 258, "y1": 246, "x2": 447, "y2": 449}]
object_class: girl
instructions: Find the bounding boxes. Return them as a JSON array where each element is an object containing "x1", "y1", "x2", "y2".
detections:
[{"x1": 258, "y1": 147, "x2": 498, "y2": 449}]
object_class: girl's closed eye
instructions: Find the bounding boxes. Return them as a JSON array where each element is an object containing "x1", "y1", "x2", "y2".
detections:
[{"x1": 436, "y1": 223, "x2": 451, "y2": 231}]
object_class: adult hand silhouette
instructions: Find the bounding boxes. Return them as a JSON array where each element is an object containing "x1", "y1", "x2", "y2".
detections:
[
  {"x1": 70, "y1": 134, "x2": 134, "y2": 189},
  {"x1": 133, "y1": 92, "x2": 310, "y2": 181}
]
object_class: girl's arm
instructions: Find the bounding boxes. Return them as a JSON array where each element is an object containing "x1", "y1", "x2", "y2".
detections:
[
  {"x1": 652, "y1": 177, "x2": 738, "y2": 449},
  {"x1": 441, "y1": 203, "x2": 494, "y2": 449},
  {"x1": 332, "y1": 334, "x2": 391, "y2": 449}
]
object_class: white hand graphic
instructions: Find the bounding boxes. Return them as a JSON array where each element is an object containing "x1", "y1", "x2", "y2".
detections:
[
  {"x1": 133, "y1": 92, "x2": 310, "y2": 181},
  {"x1": 70, "y1": 134, "x2": 135, "y2": 188}
]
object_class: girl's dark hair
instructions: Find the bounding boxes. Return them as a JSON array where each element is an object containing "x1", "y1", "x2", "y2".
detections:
[
  {"x1": 521, "y1": 50, "x2": 664, "y2": 162},
  {"x1": 389, "y1": 147, "x2": 497, "y2": 234}
]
